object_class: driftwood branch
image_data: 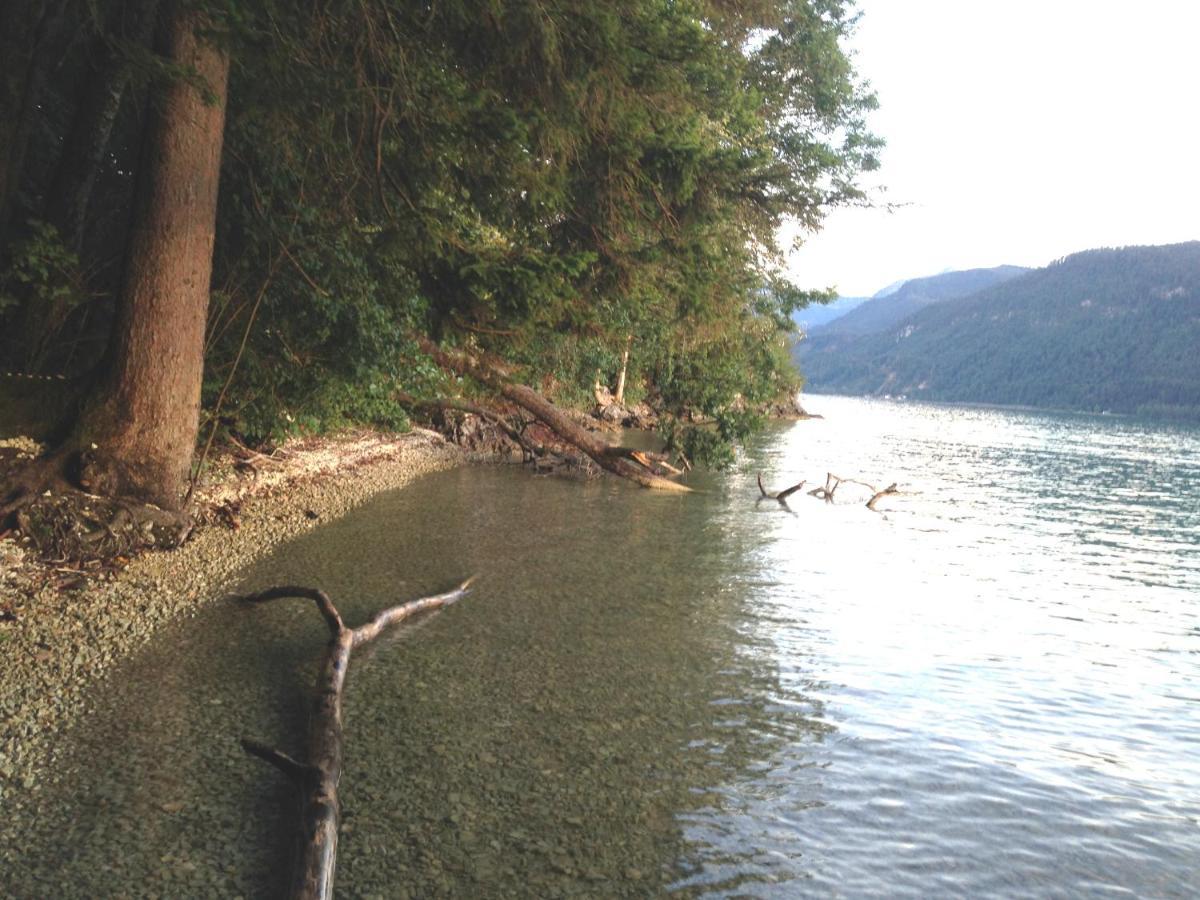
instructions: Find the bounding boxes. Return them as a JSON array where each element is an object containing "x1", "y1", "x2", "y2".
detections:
[
  {"x1": 240, "y1": 584, "x2": 345, "y2": 633},
  {"x1": 238, "y1": 577, "x2": 475, "y2": 900},
  {"x1": 763, "y1": 472, "x2": 904, "y2": 512},
  {"x1": 421, "y1": 340, "x2": 691, "y2": 492},
  {"x1": 757, "y1": 473, "x2": 806, "y2": 502},
  {"x1": 866, "y1": 482, "x2": 899, "y2": 510},
  {"x1": 808, "y1": 472, "x2": 842, "y2": 503}
]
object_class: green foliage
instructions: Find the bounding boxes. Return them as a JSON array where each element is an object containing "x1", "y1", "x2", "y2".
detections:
[
  {"x1": 0, "y1": 221, "x2": 81, "y2": 316},
  {"x1": 195, "y1": 0, "x2": 877, "y2": 449},
  {"x1": 3, "y1": 0, "x2": 879, "y2": 459}
]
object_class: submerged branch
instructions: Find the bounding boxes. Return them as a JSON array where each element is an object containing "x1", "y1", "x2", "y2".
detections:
[
  {"x1": 237, "y1": 577, "x2": 475, "y2": 900},
  {"x1": 762, "y1": 471, "x2": 904, "y2": 512},
  {"x1": 757, "y1": 473, "x2": 806, "y2": 502}
]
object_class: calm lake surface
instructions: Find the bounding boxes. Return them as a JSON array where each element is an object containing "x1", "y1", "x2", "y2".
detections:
[{"x1": 7, "y1": 395, "x2": 1200, "y2": 897}]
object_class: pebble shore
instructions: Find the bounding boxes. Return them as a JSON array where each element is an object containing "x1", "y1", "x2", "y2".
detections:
[{"x1": 0, "y1": 428, "x2": 463, "y2": 798}]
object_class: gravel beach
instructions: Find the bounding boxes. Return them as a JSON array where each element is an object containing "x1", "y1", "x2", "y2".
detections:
[{"x1": 0, "y1": 428, "x2": 463, "y2": 799}]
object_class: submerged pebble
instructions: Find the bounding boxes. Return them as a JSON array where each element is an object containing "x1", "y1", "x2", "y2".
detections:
[{"x1": 0, "y1": 430, "x2": 461, "y2": 807}]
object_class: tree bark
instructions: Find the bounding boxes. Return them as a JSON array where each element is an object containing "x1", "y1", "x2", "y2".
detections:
[
  {"x1": 422, "y1": 341, "x2": 691, "y2": 492},
  {"x1": 239, "y1": 579, "x2": 475, "y2": 900},
  {"x1": 71, "y1": 4, "x2": 230, "y2": 510}
]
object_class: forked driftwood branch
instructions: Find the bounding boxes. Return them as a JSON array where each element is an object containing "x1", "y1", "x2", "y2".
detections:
[
  {"x1": 237, "y1": 578, "x2": 475, "y2": 900},
  {"x1": 760, "y1": 472, "x2": 904, "y2": 512}
]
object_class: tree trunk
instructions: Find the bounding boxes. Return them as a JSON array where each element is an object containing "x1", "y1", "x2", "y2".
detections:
[{"x1": 72, "y1": 4, "x2": 230, "y2": 510}]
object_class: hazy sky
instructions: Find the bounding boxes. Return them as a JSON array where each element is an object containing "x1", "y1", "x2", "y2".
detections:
[{"x1": 783, "y1": 0, "x2": 1200, "y2": 297}]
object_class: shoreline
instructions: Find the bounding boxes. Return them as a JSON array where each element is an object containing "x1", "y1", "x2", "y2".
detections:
[
  {"x1": 802, "y1": 390, "x2": 1200, "y2": 428},
  {"x1": 0, "y1": 428, "x2": 464, "y2": 796}
]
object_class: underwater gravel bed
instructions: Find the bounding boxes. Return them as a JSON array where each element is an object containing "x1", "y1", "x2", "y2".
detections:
[{"x1": 0, "y1": 429, "x2": 462, "y2": 807}]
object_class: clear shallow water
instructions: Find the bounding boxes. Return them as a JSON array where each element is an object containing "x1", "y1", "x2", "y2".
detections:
[{"x1": 6, "y1": 395, "x2": 1199, "y2": 897}]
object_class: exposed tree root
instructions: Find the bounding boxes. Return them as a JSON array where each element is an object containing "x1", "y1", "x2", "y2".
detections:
[
  {"x1": 237, "y1": 578, "x2": 475, "y2": 900},
  {"x1": 0, "y1": 447, "x2": 72, "y2": 522},
  {"x1": 1, "y1": 446, "x2": 192, "y2": 566}
]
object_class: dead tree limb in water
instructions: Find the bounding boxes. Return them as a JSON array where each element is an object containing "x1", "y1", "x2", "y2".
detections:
[
  {"x1": 760, "y1": 471, "x2": 903, "y2": 511},
  {"x1": 812, "y1": 473, "x2": 901, "y2": 511},
  {"x1": 757, "y1": 473, "x2": 806, "y2": 502},
  {"x1": 866, "y1": 482, "x2": 900, "y2": 511},
  {"x1": 238, "y1": 577, "x2": 475, "y2": 900},
  {"x1": 808, "y1": 472, "x2": 842, "y2": 503},
  {"x1": 421, "y1": 340, "x2": 690, "y2": 492}
]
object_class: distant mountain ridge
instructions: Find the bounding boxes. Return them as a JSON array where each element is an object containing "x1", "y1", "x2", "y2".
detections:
[
  {"x1": 814, "y1": 265, "x2": 1030, "y2": 336},
  {"x1": 795, "y1": 242, "x2": 1200, "y2": 421},
  {"x1": 793, "y1": 294, "x2": 870, "y2": 330}
]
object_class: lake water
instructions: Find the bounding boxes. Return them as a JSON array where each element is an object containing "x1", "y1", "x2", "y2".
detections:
[{"x1": 5, "y1": 395, "x2": 1199, "y2": 897}]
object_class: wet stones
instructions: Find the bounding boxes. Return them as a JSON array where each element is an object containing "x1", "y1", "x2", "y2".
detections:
[{"x1": 0, "y1": 430, "x2": 463, "y2": 803}]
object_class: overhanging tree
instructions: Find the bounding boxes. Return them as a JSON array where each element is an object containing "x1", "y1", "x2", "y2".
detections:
[{"x1": 2, "y1": 0, "x2": 880, "y2": 522}]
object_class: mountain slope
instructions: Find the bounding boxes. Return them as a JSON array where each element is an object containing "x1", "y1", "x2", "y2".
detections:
[
  {"x1": 796, "y1": 242, "x2": 1200, "y2": 420},
  {"x1": 816, "y1": 265, "x2": 1030, "y2": 336},
  {"x1": 793, "y1": 294, "x2": 870, "y2": 330}
]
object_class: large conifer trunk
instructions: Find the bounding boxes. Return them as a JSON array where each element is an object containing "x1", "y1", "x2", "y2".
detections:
[{"x1": 73, "y1": 4, "x2": 229, "y2": 510}]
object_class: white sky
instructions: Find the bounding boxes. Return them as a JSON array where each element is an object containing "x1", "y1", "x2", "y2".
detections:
[{"x1": 783, "y1": 0, "x2": 1200, "y2": 297}]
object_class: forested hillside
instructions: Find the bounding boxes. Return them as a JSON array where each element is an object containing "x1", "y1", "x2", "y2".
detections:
[
  {"x1": 813, "y1": 265, "x2": 1029, "y2": 335},
  {"x1": 0, "y1": 0, "x2": 879, "y2": 516},
  {"x1": 797, "y1": 243, "x2": 1200, "y2": 420}
]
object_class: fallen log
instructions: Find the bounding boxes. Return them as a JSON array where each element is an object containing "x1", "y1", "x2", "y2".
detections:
[
  {"x1": 604, "y1": 444, "x2": 685, "y2": 476},
  {"x1": 421, "y1": 340, "x2": 690, "y2": 492},
  {"x1": 397, "y1": 391, "x2": 553, "y2": 461},
  {"x1": 238, "y1": 577, "x2": 474, "y2": 900}
]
